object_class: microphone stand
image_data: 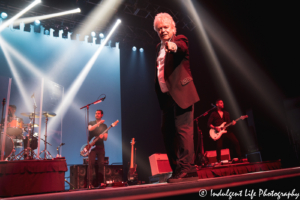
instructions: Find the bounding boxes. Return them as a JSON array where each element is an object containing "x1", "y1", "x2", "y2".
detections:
[
  {"x1": 194, "y1": 104, "x2": 216, "y2": 167},
  {"x1": 80, "y1": 97, "x2": 105, "y2": 189},
  {"x1": 56, "y1": 143, "x2": 64, "y2": 157},
  {"x1": 25, "y1": 94, "x2": 38, "y2": 160},
  {"x1": 0, "y1": 98, "x2": 6, "y2": 131}
]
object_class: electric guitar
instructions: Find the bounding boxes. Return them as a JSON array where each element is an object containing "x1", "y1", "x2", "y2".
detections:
[
  {"x1": 127, "y1": 138, "x2": 138, "y2": 181},
  {"x1": 80, "y1": 120, "x2": 119, "y2": 157},
  {"x1": 209, "y1": 115, "x2": 248, "y2": 141}
]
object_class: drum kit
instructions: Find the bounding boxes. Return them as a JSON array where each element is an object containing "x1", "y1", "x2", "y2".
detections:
[{"x1": 0, "y1": 111, "x2": 56, "y2": 160}]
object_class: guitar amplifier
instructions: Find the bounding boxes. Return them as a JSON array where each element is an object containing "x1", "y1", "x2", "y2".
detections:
[
  {"x1": 149, "y1": 154, "x2": 172, "y2": 176},
  {"x1": 104, "y1": 165, "x2": 123, "y2": 184},
  {"x1": 70, "y1": 165, "x2": 97, "y2": 189},
  {"x1": 83, "y1": 157, "x2": 109, "y2": 165},
  {"x1": 205, "y1": 149, "x2": 231, "y2": 164}
]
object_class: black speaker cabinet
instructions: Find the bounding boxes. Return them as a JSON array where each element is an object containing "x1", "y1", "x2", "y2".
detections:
[
  {"x1": 70, "y1": 165, "x2": 97, "y2": 189},
  {"x1": 104, "y1": 165, "x2": 123, "y2": 184}
]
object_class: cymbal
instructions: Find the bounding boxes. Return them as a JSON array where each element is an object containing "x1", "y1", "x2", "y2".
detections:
[
  {"x1": 24, "y1": 123, "x2": 39, "y2": 127},
  {"x1": 21, "y1": 112, "x2": 39, "y2": 118},
  {"x1": 42, "y1": 112, "x2": 56, "y2": 117}
]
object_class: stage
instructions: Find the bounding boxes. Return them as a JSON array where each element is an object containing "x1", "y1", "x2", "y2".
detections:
[{"x1": 2, "y1": 160, "x2": 300, "y2": 199}]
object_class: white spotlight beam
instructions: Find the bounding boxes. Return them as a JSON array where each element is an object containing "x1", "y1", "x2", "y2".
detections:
[
  {"x1": 1, "y1": 41, "x2": 34, "y2": 110},
  {"x1": 12, "y1": 8, "x2": 81, "y2": 26},
  {"x1": 47, "y1": 20, "x2": 121, "y2": 133},
  {"x1": 76, "y1": 0, "x2": 123, "y2": 38},
  {"x1": 0, "y1": 37, "x2": 46, "y2": 79},
  {"x1": 200, "y1": 10, "x2": 284, "y2": 119},
  {"x1": 0, "y1": 0, "x2": 41, "y2": 32},
  {"x1": 183, "y1": 0, "x2": 242, "y2": 117},
  {"x1": 48, "y1": 0, "x2": 122, "y2": 78}
]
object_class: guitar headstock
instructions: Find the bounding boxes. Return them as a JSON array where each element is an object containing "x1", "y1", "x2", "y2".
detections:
[
  {"x1": 131, "y1": 138, "x2": 135, "y2": 145},
  {"x1": 112, "y1": 120, "x2": 119, "y2": 127},
  {"x1": 241, "y1": 115, "x2": 248, "y2": 120}
]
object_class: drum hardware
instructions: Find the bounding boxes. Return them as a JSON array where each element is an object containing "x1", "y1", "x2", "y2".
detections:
[
  {"x1": 40, "y1": 111, "x2": 56, "y2": 159},
  {"x1": 24, "y1": 123, "x2": 39, "y2": 127},
  {"x1": 20, "y1": 112, "x2": 39, "y2": 118},
  {"x1": 13, "y1": 95, "x2": 39, "y2": 160}
]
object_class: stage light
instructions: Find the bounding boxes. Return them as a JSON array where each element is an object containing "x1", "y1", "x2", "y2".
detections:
[
  {"x1": 139, "y1": 48, "x2": 144, "y2": 52},
  {"x1": 0, "y1": 0, "x2": 41, "y2": 32},
  {"x1": 44, "y1": 29, "x2": 50, "y2": 35},
  {"x1": 91, "y1": 31, "x2": 96, "y2": 37},
  {"x1": 34, "y1": 19, "x2": 40, "y2": 26},
  {"x1": 75, "y1": 0, "x2": 123, "y2": 40},
  {"x1": 47, "y1": 0, "x2": 122, "y2": 79},
  {"x1": 132, "y1": 46, "x2": 137, "y2": 51},
  {"x1": 117, "y1": 19, "x2": 121, "y2": 24},
  {"x1": 12, "y1": 8, "x2": 82, "y2": 26},
  {"x1": 99, "y1": 33, "x2": 104, "y2": 38},
  {"x1": 1, "y1": 12, "x2": 7, "y2": 19}
]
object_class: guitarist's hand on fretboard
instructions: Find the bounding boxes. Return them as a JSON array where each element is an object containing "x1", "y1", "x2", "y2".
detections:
[{"x1": 232, "y1": 120, "x2": 236, "y2": 125}]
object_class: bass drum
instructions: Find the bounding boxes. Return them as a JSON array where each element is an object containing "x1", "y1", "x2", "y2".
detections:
[
  {"x1": 7, "y1": 117, "x2": 23, "y2": 136},
  {"x1": 0, "y1": 134, "x2": 14, "y2": 160}
]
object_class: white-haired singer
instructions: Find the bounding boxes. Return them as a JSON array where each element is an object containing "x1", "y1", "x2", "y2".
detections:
[{"x1": 153, "y1": 13, "x2": 200, "y2": 183}]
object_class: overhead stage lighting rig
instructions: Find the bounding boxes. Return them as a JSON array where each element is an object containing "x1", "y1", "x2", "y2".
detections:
[{"x1": 0, "y1": 0, "x2": 41, "y2": 32}]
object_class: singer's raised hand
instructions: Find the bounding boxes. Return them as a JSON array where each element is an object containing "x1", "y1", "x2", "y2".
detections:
[{"x1": 165, "y1": 41, "x2": 177, "y2": 53}]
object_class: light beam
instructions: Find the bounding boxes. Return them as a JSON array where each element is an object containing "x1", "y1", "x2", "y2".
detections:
[
  {"x1": 12, "y1": 8, "x2": 81, "y2": 26},
  {"x1": 0, "y1": 0, "x2": 41, "y2": 32},
  {"x1": 47, "y1": 19, "x2": 122, "y2": 133}
]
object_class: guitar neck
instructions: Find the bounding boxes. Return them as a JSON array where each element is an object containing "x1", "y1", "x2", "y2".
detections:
[
  {"x1": 130, "y1": 144, "x2": 134, "y2": 168},
  {"x1": 90, "y1": 124, "x2": 112, "y2": 146},
  {"x1": 224, "y1": 117, "x2": 243, "y2": 129}
]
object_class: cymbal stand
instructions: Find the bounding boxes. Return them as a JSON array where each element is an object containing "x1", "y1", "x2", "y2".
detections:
[
  {"x1": 24, "y1": 94, "x2": 37, "y2": 159},
  {"x1": 40, "y1": 115, "x2": 53, "y2": 159}
]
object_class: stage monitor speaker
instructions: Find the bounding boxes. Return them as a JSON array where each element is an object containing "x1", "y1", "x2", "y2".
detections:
[
  {"x1": 104, "y1": 165, "x2": 123, "y2": 184},
  {"x1": 70, "y1": 165, "x2": 97, "y2": 189},
  {"x1": 246, "y1": 151, "x2": 262, "y2": 163},
  {"x1": 205, "y1": 149, "x2": 231, "y2": 164},
  {"x1": 149, "y1": 154, "x2": 172, "y2": 176}
]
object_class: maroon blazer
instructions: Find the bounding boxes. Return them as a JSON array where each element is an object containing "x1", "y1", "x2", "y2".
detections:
[{"x1": 155, "y1": 35, "x2": 200, "y2": 109}]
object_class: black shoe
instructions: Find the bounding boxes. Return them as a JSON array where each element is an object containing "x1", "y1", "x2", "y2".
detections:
[
  {"x1": 166, "y1": 171, "x2": 178, "y2": 182},
  {"x1": 167, "y1": 171, "x2": 198, "y2": 183}
]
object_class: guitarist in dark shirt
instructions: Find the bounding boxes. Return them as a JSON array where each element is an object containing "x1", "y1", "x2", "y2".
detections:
[
  {"x1": 207, "y1": 99, "x2": 242, "y2": 163},
  {"x1": 87, "y1": 109, "x2": 107, "y2": 188}
]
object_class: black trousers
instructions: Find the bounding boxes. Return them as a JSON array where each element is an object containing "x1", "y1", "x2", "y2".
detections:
[
  {"x1": 88, "y1": 146, "x2": 105, "y2": 186},
  {"x1": 216, "y1": 132, "x2": 242, "y2": 161},
  {"x1": 161, "y1": 95, "x2": 195, "y2": 174}
]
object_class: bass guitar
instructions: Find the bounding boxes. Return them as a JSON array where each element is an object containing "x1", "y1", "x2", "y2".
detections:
[
  {"x1": 209, "y1": 115, "x2": 248, "y2": 141},
  {"x1": 80, "y1": 120, "x2": 119, "y2": 157},
  {"x1": 128, "y1": 138, "x2": 138, "y2": 182}
]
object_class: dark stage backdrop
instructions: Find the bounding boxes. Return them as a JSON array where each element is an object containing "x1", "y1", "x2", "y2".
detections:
[{"x1": 0, "y1": 25, "x2": 122, "y2": 165}]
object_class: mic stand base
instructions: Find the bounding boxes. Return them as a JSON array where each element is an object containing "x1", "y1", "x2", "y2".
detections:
[{"x1": 40, "y1": 149, "x2": 53, "y2": 159}]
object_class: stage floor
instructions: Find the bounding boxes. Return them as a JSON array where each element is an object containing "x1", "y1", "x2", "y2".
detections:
[{"x1": 3, "y1": 161, "x2": 300, "y2": 200}]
